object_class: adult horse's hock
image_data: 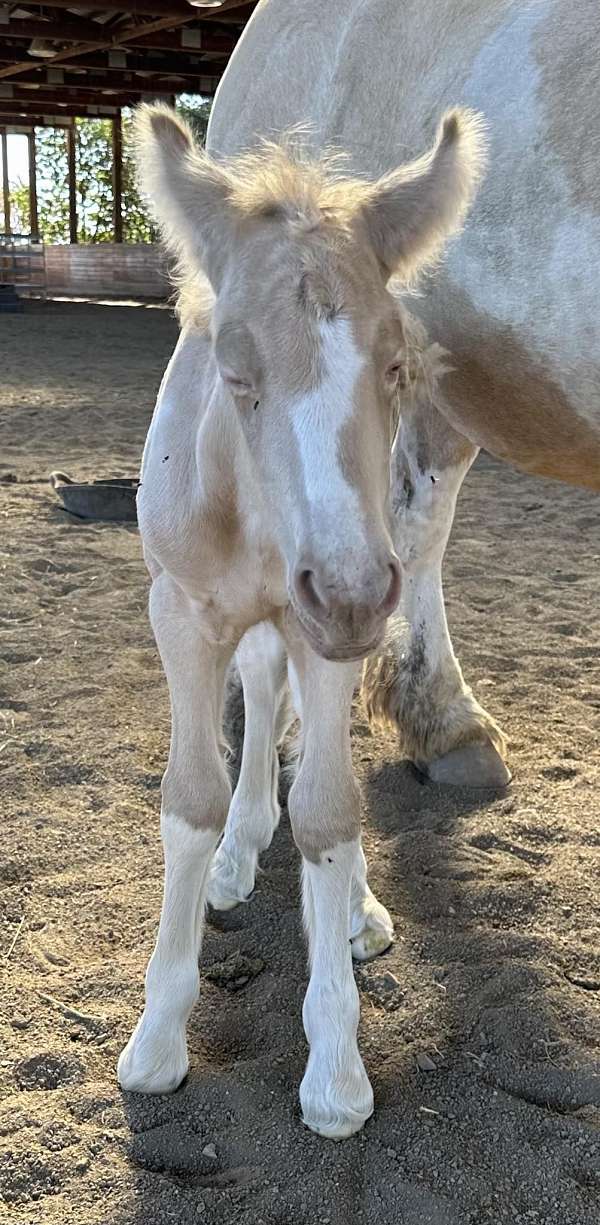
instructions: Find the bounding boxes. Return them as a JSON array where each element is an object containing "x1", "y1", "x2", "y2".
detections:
[{"x1": 116, "y1": 100, "x2": 486, "y2": 1137}]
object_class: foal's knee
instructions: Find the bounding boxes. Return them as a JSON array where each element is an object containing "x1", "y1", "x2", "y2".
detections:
[
  {"x1": 288, "y1": 768, "x2": 361, "y2": 862},
  {"x1": 161, "y1": 763, "x2": 231, "y2": 833}
]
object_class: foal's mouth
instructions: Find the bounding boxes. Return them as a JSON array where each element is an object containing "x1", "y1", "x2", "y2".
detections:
[{"x1": 290, "y1": 602, "x2": 384, "y2": 663}]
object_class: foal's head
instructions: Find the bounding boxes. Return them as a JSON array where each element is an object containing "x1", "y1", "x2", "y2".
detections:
[{"x1": 135, "y1": 105, "x2": 485, "y2": 661}]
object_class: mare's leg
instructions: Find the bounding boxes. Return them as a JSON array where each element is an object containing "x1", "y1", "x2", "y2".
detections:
[
  {"x1": 286, "y1": 634, "x2": 373, "y2": 1139},
  {"x1": 364, "y1": 390, "x2": 509, "y2": 787},
  {"x1": 118, "y1": 573, "x2": 234, "y2": 1093},
  {"x1": 208, "y1": 621, "x2": 290, "y2": 910}
]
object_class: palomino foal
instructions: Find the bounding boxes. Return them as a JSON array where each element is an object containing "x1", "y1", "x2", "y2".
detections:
[{"x1": 118, "y1": 104, "x2": 484, "y2": 1138}]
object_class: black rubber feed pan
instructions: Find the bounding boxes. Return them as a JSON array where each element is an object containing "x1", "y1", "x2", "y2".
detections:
[{"x1": 50, "y1": 471, "x2": 139, "y2": 522}]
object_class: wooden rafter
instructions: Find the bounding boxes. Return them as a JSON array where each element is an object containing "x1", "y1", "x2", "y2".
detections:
[
  {"x1": 0, "y1": 97, "x2": 140, "y2": 116},
  {"x1": 0, "y1": 0, "x2": 255, "y2": 240},
  {"x1": 2, "y1": 86, "x2": 163, "y2": 105},
  {"x1": 8, "y1": 0, "x2": 253, "y2": 15},
  {"x1": 2, "y1": 70, "x2": 220, "y2": 96},
  {"x1": 0, "y1": 115, "x2": 74, "y2": 129},
  {"x1": 0, "y1": 52, "x2": 228, "y2": 80},
  {"x1": 1, "y1": 18, "x2": 237, "y2": 55},
  {"x1": 0, "y1": 0, "x2": 254, "y2": 83}
]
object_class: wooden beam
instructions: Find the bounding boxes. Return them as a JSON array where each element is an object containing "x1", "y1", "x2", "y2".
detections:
[
  {"x1": 6, "y1": 83, "x2": 144, "y2": 103},
  {"x1": 11, "y1": 0, "x2": 198, "y2": 16},
  {"x1": 0, "y1": 100, "x2": 131, "y2": 120},
  {"x1": 0, "y1": 0, "x2": 252, "y2": 82},
  {"x1": 28, "y1": 129, "x2": 39, "y2": 240},
  {"x1": 0, "y1": 51, "x2": 227, "y2": 80},
  {"x1": 6, "y1": 72, "x2": 219, "y2": 96},
  {"x1": 0, "y1": 116, "x2": 72, "y2": 130},
  {"x1": 5, "y1": 87, "x2": 168, "y2": 107},
  {"x1": 6, "y1": 0, "x2": 254, "y2": 18},
  {"x1": 118, "y1": 25, "x2": 236, "y2": 53},
  {"x1": 1, "y1": 17, "x2": 112, "y2": 44},
  {"x1": 2, "y1": 17, "x2": 237, "y2": 55},
  {"x1": 67, "y1": 120, "x2": 77, "y2": 244},
  {"x1": 1, "y1": 128, "x2": 10, "y2": 234},
  {"x1": 112, "y1": 110, "x2": 123, "y2": 243}
]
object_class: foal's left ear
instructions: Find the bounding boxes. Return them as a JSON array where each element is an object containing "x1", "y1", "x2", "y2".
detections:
[
  {"x1": 133, "y1": 103, "x2": 236, "y2": 289},
  {"x1": 361, "y1": 108, "x2": 487, "y2": 282}
]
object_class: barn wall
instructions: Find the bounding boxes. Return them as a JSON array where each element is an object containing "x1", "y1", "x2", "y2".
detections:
[{"x1": 44, "y1": 244, "x2": 171, "y2": 299}]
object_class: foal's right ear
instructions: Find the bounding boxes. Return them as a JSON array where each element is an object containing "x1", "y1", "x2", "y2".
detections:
[{"x1": 133, "y1": 103, "x2": 235, "y2": 289}]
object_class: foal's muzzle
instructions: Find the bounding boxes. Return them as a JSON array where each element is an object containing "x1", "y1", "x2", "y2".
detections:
[{"x1": 291, "y1": 553, "x2": 401, "y2": 660}]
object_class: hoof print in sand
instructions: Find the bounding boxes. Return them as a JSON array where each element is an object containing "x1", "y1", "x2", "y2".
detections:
[{"x1": 15, "y1": 1052, "x2": 84, "y2": 1092}]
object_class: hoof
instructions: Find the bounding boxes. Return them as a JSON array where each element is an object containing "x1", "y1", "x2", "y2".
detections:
[
  {"x1": 424, "y1": 742, "x2": 511, "y2": 788},
  {"x1": 207, "y1": 848, "x2": 256, "y2": 911},
  {"x1": 300, "y1": 1060, "x2": 373, "y2": 1140},
  {"x1": 117, "y1": 1015, "x2": 188, "y2": 1095},
  {"x1": 350, "y1": 926, "x2": 393, "y2": 962},
  {"x1": 350, "y1": 891, "x2": 394, "y2": 962}
]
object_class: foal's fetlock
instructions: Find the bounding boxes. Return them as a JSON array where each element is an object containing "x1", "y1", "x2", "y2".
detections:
[
  {"x1": 363, "y1": 649, "x2": 510, "y2": 787},
  {"x1": 350, "y1": 888, "x2": 394, "y2": 962},
  {"x1": 300, "y1": 1049, "x2": 374, "y2": 1140},
  {"x1": 207, "y1": 841, "x2": 258, "y2": 910},
  {"x1": 117, "y1": 1011, "x2": 189, "y2": 1095}
]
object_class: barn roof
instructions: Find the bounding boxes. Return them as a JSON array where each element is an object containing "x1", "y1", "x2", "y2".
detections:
[{"x1": 0, "y1": 0, "x2": 256, "y2": 130}]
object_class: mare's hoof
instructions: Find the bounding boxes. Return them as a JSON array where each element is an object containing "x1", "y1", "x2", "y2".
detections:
[{"x1": 424, "y1": 742, "x2": 511, "y2": 788}]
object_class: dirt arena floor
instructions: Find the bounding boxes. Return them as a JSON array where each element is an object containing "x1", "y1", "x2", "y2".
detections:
[{"x1": 1, "y1": 299, "x2": 599, "y2": 1225}]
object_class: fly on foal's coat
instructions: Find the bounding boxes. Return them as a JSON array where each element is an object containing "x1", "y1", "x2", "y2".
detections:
[{"x1": 117, "y1": 102, "x2": 485, "y2": 1137}]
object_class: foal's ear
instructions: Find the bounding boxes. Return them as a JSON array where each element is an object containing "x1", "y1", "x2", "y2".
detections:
[
  {"x1": 133, "y1": 103, "x2": 234, "y2": 289},
  {"x1": 362, "y1": 109, "x2": 487, "y2": 282}
]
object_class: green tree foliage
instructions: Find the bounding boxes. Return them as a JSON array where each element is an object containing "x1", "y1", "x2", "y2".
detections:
[
  {"x1": 8, "y1": 97, "x2": 212, "y2": 244},
  {"x1": 36, "y1": 127, "x2": 69, "y2": 242},
  {"x1": 8, "y1": 181, "x2": 30, "y2": 235}
]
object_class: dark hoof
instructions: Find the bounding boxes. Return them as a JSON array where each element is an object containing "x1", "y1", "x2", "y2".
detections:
[{"x1": 424, "y1": 743, "x2": 511, "y2": 788}]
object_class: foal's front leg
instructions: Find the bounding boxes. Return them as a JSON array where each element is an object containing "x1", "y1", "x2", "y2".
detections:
[
  {"x1": 286, "y1": 638, "x2": 374, "y2": 1139},
  {"x1": 118, "y1": 574, "x2": 234, "y2": 1094}
]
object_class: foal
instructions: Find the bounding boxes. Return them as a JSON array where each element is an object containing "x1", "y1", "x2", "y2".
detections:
[{"x1": 118, "y1": 104, "x2": 484, "y2": 1138}]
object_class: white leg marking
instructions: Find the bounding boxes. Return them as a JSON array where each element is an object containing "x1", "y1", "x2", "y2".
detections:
[
  {"x1": 300, "y1": 840, "x2": 374, "y2": 1139},
  {"x1": 349, "y1": 845, "x2": 394, "y2": 962},
  {"x1": 118, "y1": 815, "x2": 218, "y2": 1094}
]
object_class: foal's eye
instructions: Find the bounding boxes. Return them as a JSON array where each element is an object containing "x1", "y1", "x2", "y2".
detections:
[{"x1": 385, "y1": 361, "x2": 403, "y2": 387}]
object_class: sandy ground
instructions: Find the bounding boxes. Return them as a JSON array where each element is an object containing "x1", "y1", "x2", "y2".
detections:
[{"x1": 1, "y1": 299, "x2": 599, "y2": 1225}]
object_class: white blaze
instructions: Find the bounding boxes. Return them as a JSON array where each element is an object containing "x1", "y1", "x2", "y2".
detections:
[{"x1": 291, "y1": 317, "x2": 365, "y2": 520}]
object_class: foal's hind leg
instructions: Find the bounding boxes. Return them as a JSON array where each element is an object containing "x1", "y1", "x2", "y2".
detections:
[
  {"x1": 349, "y1": 845, "x2": 394, "y2": 961},
  {"x1": 208, "y1": 621, "x2": 290, "y2": 911},
  {"x1": 364, "y1": 389, "x2": 509, "y2": 787}
]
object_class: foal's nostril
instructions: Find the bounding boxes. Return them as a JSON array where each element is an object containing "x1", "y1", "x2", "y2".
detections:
[
  {"x1": 296, "y1": 568, "x2": 325, "y2": 614},
  {"x1": 379, "y1": 560, "x2": 401, "y2": 615}
]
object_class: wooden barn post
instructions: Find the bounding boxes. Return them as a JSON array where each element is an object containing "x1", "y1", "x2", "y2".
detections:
[
  {"x1": 28, "y1": 130, "x2": 39, "y2": 241},
  {"x1": 112, "y1": 110, "x2": 123, "y2": 243},
  {"x1": 67, "y1": 120, "x2": 77, "y2": 244},
  {"x1": 1, "y1": 127, "x2": 10, "y2": 235}
]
